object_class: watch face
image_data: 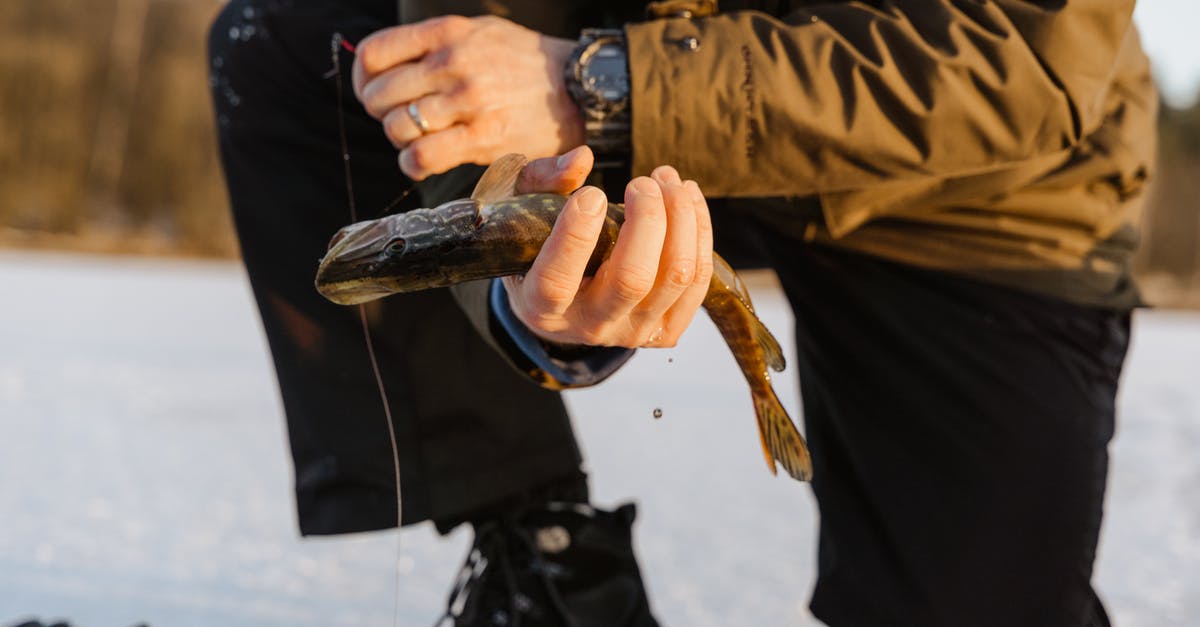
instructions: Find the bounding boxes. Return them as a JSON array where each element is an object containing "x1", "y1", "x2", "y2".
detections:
[{"x1": 583, "y1": 45, "x2": 629, "y2": 103}]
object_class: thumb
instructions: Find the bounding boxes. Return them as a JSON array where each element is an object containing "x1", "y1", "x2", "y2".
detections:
[{"x1": 516, "y1": 146, "x2": 594, "y2": 194}]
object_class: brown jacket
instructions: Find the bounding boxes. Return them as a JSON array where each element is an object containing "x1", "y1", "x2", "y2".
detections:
[
  {"x1": 625, "y1": 0, "x2": 1155, "y2": 308},
  {"x1": 405, "y1": 0, "x2": 1155, "y2": 374}
]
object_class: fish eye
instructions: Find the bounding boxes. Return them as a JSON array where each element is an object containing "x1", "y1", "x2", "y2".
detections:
[{"x1": 386, "y1": 238, "x2": 407, "y2": 256}]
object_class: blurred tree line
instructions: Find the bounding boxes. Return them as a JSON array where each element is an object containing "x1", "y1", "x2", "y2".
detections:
[
  {"x1": 1136, "y1": 100, "x2": 1200, "y2": 306},
  {"x1": 0, "y1": 0, "x2": 1197, "y2": 304},
  {"x1": 0, "y1": 0, "x2": 233, "y2": 256}
]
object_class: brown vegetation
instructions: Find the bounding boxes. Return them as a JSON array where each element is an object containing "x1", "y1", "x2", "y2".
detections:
[
  {"x1": 0, "y1": 0, "x2": 234, "y2": 257},
  {"x1": 0, "y1": 0, "x2": 1197, "y2": 306},
  {"x1": 1136, "y1": 102, "x2": 1200, "y2": 308}
]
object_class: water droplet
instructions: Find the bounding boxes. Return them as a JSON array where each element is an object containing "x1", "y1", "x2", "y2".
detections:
[
  {"x1": 668, "y1": 357, "x2": 674, "y2": 363},
  {"x1": 228, "y1": 26, "x2": 240, "y2": 40},
  {"x1": 212, "y1": 55, "x2": 224, "y2": 68},
  {"x1": 242, "y1": 6, "x2": 256, "y2": 19},
  {"x1": 242, "y1": 25, "x2": 257, "y2": 40},
  {"x1": 652, "y1": 408, "x2": 663, "y2": 419}
]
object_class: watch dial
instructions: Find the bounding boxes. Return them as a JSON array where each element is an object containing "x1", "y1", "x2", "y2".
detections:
[{"x1": 584, "y1": 46, "x2": 629, "y2": 102}]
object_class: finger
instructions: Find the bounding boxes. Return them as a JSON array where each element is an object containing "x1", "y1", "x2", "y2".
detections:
[
  {"x1": 516, "y1": 146, "x2": 594, "y2": 195},
  {"x1": 359, "y1": 62, "x2": 438, "y2": 119},
  {"x1": 398, "y1": 125, "x2": 476, "y2": 180},
  {"x1": 380, "y1": 93, "x2": 464, "y2": 149},
  {"x1": 654, "y1": 180, "x2": 715, "y2": 346},
  {"x1": 520, "y1": 186, "x2": 609, "y2": 316},
  {"x1": 688, "y1": 179, "x2": 715, "y2": 272},
  {"x1": 631, "y1": 166, "x2": 698, "y2": 321},
  {"x1": 582, "y1": 177, "x2": 667, "y2": 321},
  {"x1": 353, "y1": 16, "x2": 468, "y2": 94}
]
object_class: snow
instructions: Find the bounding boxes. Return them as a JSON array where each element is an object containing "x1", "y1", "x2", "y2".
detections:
[{"x1": 0, "y1": 251, "x2": 1196, "y2": 626}]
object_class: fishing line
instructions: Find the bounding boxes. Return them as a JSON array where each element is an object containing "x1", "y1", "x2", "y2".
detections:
[{"x1": 331, "y1": 32, "x2": 403, "y2": 627}]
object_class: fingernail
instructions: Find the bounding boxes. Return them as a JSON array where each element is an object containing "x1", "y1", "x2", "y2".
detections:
[
  {"x1": 577, "y1": 187, "x2": 606, "y2": 215},
  {"x1": 399, "y1": 150, "x2": 424, "y2": 180},
  {"x1": 556, "y1": 152, "x2": 572, "y2": 171},
  {"x1": 684, "y1": 180, "x2": 704, "y2": 201},
  {"x1": 630, "y1": 177, "x2": 661, "y2": 198},
  {"x1": 653, "y1": 166, "x2": 682, "y2": 186}
]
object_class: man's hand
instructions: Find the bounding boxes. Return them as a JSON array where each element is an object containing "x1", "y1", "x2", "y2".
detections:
[
  {"x1": 506, "y1": 148, "x2": 715, "y2": 349},
  {"x1": 353, "y1": 16, "x2": 583, "y2": 180}
]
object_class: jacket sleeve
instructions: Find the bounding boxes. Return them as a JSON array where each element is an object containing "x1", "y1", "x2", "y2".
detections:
[
  {"x1": 624, "y1": 0, "x2": 1136, "y2": 236},
  {"x1": 450, "y1": 280, "x2": 635, "y2": 390}
]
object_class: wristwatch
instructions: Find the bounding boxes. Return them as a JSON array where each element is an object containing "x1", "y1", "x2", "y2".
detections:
[{"x1": 565, "y1": 29, "x2": 631, "y2": 166}]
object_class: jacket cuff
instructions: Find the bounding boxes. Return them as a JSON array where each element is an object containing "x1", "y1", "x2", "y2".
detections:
[{"x1": 489, "y1": 279, "x2": 634, "y2": 389}]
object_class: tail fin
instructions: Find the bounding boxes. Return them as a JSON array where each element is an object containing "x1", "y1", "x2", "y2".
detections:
[{"x1": 753, "y1": 387, "x2": 813, "y2": 482}]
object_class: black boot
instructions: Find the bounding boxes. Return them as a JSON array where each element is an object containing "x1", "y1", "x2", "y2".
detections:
[{"x1": 435, "y1": 502, "x2": 660, "y2": 627}]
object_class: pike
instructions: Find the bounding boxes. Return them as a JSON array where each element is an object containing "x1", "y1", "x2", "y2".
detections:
[{"x1": 315, "y1": 154, "x2": 813, "y2": 481}]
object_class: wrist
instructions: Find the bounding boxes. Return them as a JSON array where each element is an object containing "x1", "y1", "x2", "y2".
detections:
[{"x1": 545, "y1": 36, "x2": 587, "y2": 151}]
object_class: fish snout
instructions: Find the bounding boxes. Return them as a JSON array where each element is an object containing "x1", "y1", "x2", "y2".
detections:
[
  {"x1": 327, "y1": 226, "x2": 353, "y2": 252},
  {"x1": 323, "y1": 219, "x2": 396, "y2": 262}
]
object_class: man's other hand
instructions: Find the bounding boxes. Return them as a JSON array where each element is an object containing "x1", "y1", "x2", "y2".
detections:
[
  {"x1": 505, "y1": 148, "x2": 715, "y2": 349},
  {"x1": 353, "y1": 16, "x2": 584, "y2": 180}
]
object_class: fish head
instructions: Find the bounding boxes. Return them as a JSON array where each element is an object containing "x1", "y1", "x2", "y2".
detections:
[{"x1": 315, "y1": 199, "x2": 480, "y2": 305}]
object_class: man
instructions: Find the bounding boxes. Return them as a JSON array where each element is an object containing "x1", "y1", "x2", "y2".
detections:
[{"x1": 209, "y1": 1, "x2": 1155, "y2": 625}]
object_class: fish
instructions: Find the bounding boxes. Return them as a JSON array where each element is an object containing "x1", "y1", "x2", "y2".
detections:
[{"x1": 315, "y1": 154, "x2": 813, "y2": 481}]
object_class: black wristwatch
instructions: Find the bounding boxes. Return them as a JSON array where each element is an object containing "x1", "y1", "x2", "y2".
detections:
[{"x1": 565, "y1": 29, "x2": 631, "y2": 167}]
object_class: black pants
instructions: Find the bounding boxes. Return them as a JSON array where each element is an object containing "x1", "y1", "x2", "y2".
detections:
[{"x1": 209, "y1": 1, "x2": 1128, "y2": 625}]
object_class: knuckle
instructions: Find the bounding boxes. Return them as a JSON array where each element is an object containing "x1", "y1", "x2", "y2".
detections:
[
  {"x1": 356, "y1": 37, "x2": 383, "y2": 73},
  {"x1": 611, "y1": 267, "x2": 655, "y2": 302},
  {"x1": 663, "y1": 261, "x2": 695, "y2": 290},
  {"x1": 406, "y1": 143, "x2": 430, "y2": 170},
  {"x1": 577, "y1": 326, "x2": 610, "y2": 347},
  {"x1": 403, "y1": 142, "x2": 440, "y2": 176},
  {"x1": 627, "y1": 198, "x2": 666, "y2": 225},
  {"x1": 471, "y1": 114, "x2": 504, "y2": 139},
  {"x1": 427, "y1": 15, "x2": 465, "y2": 40},
  {"x1": 455, "y1": 78, "x2": 485, "y2": 109},
  {"x1": 558, "y1": 223, "x2": 599, "y2": 255},
  {"x1": 530, "y1": 270, "x2": 577, "y2": 307},
  {"x1": 467, "y1": 117, "x2": 504, "y2": 154},
  {"x1": 382, "y1": 109, "x2": 407, "y2": 145},
  {"x1": 425, "y1": 47, "x2": 458, "y2": 74},
  {"x1": 362, "y1": 94, "x2": 383, "y2": 120},
  {"x1": 442, "y1": 15, "x2": 472, "y2": 32},
  {"x1": 695, "y1": 257, "x2": 714, "y2": 285}
]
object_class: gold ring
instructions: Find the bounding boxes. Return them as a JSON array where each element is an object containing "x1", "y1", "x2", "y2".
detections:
[{"x1": 406, "y1": 101, "x2": 431, "y2": 134}]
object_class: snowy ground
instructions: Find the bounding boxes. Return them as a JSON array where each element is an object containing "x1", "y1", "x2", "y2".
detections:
[{"x1": 0, "y1": 251, "x2": 1196, "y2": 627}]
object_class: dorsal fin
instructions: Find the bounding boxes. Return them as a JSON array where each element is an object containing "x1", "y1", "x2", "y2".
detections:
[{"x1": 471, "y1": 153, "x2": 528, "y2": 204}]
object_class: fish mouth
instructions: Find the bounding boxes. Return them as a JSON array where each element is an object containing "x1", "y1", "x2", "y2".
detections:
[
  {"x1": 315, "y1": 218, "x2": 399, "y2": 304},
  {"x1": 314, "y1": 277, "x2": 397, "y2": 305}
]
